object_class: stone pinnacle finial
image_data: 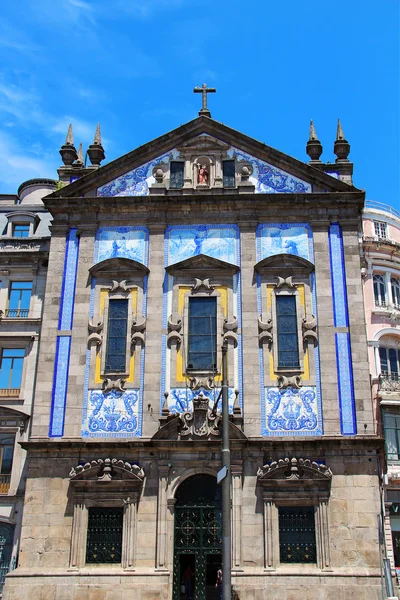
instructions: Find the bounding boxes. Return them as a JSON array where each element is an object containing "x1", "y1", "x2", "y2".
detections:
[
  {"x1": 60, "y1": 124, "x2": 78, "y2": 166},
  {"x1": 334, "y1": 118, "x2": 350, "y2": 162},
  {"x1": 306, "y1": 119, "x2": 323, "y2": 163},
  {"x1": 93, "y1": 123, "x2": 101, "y2": 145},
  {"x1": 309, "y1": 120, "x2": 318, "y2": 141},
  {"x1": 336, "y1": 118, "x2": 345, "y2": 141},
  {"x1": 66, "y1": 124, "x2": 74, "y2": 146},
  {"x1": 87, "y1": 123, "x2": 105, "y2": 167},
  {"x1": 75, "y1": 142, "x2": 84, "y2": 166}
]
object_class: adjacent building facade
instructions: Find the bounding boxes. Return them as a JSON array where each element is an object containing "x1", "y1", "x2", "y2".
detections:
[
  {"x1": 0, "y1": 181, "x2": 54, "y2": 594},
  {"x1": 0, "y1": 112, "x2": 386, "y2": 600},
  {"x1": 362, "y1": 201, "x2": 400, "y2": 584}
]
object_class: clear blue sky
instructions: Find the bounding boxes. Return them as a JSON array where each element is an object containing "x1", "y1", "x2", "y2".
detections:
[{"x1": 0, "y1": 0, "x2": 399, "y2": 205}]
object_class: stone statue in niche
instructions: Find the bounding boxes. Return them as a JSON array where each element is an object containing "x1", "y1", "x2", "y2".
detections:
[{"x1": 198, "y1": 164, "x2": 209, "y2": 185}]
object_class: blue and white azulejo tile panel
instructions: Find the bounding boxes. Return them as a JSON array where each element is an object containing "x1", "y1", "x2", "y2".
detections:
[
  {"x1": 49, "y1": 336, "x2": 72, "y2": 437},
  {"x1": 166, "y1": 225, "x2": 239, "y2": 266},
  {"x1": 256, "y1": 223, "x2": 314, "y2": 262},
  {"x1": 168, "y1": 387, "x2": 236, "y2": 414},
  {"x1": 335, "y1": 333, "x2": 356, "y2": 435},
  {"x1": 95, "y1": 227, "x2": 148, "y2": 264},
  {"x1": 82, "y1": 389, "x2": 141, "y2": 438},
  {"x1": 97, "y1": 150, "x2": 179, "y2": 197},
  {"x1": 328, "y1": 223, "x2": 348, "y2": 328},
  {"x1": 262, "y1": 386, "x2": 322, "y2": 436},
  {"x1": 229, "y1": 148, "x2": 311, "y2": 194},
  {"x1": 49, "y1": 228, "x2": 80, "y2": 437}
]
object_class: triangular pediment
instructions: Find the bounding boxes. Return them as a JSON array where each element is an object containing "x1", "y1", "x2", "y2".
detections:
[
  {"x1": 166, "y1": 253, "x2": 239, "y2": 275},
  {"x1": 45, "y1": 116, "x2": 358, "y2": 205},
  {"x1": 255, "y1": 253, "x2": 315, "y2": 274},
  {"x1": 89, "y1": 257, "x2": 149, "y2": 279}
]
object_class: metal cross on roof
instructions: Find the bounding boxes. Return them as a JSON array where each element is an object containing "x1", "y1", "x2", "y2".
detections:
[{"x1": 193, "y1": 83, "x2": 216, "y2": 118}]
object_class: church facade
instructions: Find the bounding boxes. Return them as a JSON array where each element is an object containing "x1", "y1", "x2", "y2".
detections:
[{"x1": 2, "y1": 107, "x2": 385, "y2": 600}]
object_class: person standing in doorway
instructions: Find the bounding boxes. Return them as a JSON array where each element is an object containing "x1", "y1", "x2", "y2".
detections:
[
  {"x1": 215, "y1": 567, "x2": 222, "y2": 600},
  {"x1": 183, "y1": 564, "x2": 194, "y2": 600}
]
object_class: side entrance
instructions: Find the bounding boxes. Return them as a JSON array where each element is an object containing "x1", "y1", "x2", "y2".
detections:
[{"x1": 173, "y1": 474, "x2": 222, "y2": 600}]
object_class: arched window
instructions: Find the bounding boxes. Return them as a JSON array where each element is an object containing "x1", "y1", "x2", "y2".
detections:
[
  {"x1": 391, "y1": 277, "x2": 400, "y2": 309},
  {"x1": 379, "y1": 347, "x2": 400, "y2": 380},
  {"x1": 373, "y1": 274, "x2": 386, "y2": 307}
]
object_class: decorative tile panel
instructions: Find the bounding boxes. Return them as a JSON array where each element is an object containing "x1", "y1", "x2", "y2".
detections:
[
  {"x1": 230, "y1": 148, "x2": 311, "y2": 194},
  {"x1": 262, "y1": 386, "x2": 322, "y2": 435},
  {"x1": 329, "y1": 223, "x2": 356, "y2": 435},
  {"x1": 97, "y1": 151, "x2": 178, "y2": 197},
  {"x1": 96, "y1": 136, "x2": 311, "y2": 197},
  {"x1": 329, "y1": 223, "x2": 349, "y2": 327},
  {"x1": 167, "y1": 225, "x2": 238, "y2": 266},
  {"x1": 49, "y1": 228, "x2": 80, "y2": 437},
  {"x1": 49, "y1": 336, "x2": 71, "y2": 437},
  {"x1": 58, "y1": 228, "x2": 79, "y2": 331},
  {"x1": 82, "y1": 389, "x2": 140, "y2": 438},
  {"x1": 168, "y1": 387, "x2": 236, "y2": 414},
  {"x1": 335, "y1": 333, "x2": 357, "y2": 435},
  {"x1": 161, "y1": 225, "x2": 243, "y2": 414},
  {"x1": 256, "y1": 223, "x2": 314, "y2": 263},
  {"x1": 95, "y1": 227, "x2": 147, "y2": 264},
  {"x1": 81, "y1": 226, "x2": 149, "y2": 438}
]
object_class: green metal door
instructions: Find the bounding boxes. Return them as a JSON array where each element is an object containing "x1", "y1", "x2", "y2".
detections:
[
  {"x1": 0, "y1": 523, "x2": 14, "y2": 593},
  {"x1": 173, "y1": 475, "x2": 222, "y2": 600}
]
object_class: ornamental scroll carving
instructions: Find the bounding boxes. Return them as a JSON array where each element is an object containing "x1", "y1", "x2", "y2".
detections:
[
  {"x1": 257, "y1": 457, "x2": 332, "y2": 481},
  {"x1": 69, "y1": 458, "x2": 145, "y2": 481},
  {"x1": 87, "y1": 318, "x2": 104, "y2": 347},
  {"x1": 102, "y1": 377, "x2": 126, "y2": 393},
  {"x1": 258, "y1": 314, "x2": 273, "y2": 346},
  {"x1": 275, "y1": 276, "x2": 296, "y2": 289},
  {"x1": 302, "y1": 315, "x2": 318, "y2": 346},
  {"x1": 167, "y1": 313, "x2": 182, "y2": 348},
  {"x1": 131, "y1": 315, "x2": 146, "y2": 348},
  {"x1": 178, "y1": 392, "x2": 221, "y2": 438},
  {"x1": 191, "y1": 278, "x2": 214, "y2": 292},
  {"x1": 223, "y1": 316, "x2": 238, "y2": 347}
]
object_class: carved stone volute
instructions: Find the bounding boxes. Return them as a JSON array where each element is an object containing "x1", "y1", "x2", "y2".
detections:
[
  {"x1": 302, "y1": 315, "x2": 318, "y2": 346},
  {"x1": 88, "y1": 318, "x2": 103, "y2": 347},
  {"x1": 223, "y1": 316, "x2": 238, "y2": 347},
  {"x1": 167, "y1": 313, "x2": 182, "y2": 348},
  {"x1": 131, "y1": 315, "x2": 146, "y2": 348},
  {"x1": 258, "y1": 314, "x2": 273, "y2": 346}
]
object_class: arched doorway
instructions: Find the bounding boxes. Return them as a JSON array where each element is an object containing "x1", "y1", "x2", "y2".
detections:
[{"x1": 173, "y1": 474, "x2": 222, "y2": 600}]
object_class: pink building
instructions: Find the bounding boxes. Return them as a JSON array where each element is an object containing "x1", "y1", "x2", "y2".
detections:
[{"x1": 363, "y1": 200, "x2": 400, "y2": 575}]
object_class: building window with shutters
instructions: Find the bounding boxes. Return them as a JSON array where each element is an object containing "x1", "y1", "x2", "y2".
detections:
[
  {"x1": 7, "y1": 281, "x2": 32, "y2": 318},
  {"x1": 0, "y1": 348, "x2": 25, "y2": 396},
  {"x1": 187, "y1": 296, "x2": 217, "y2": 372},
  {"x1": 392, "y1": 278, "x2": 400, "y2": 309},
  {"x1": 104, "y1": 299, "x2": 129, "y2": 374},
  {"x1": 374, "y1": 220, "x2": 388, "y2": 239},
  {"x1": 222, "y1": 160, "x2": 235, "y2": 188},
  {"x1": 170, "y1": 161, "x2": 184, "y2": 189},
  {"x1": 276, "y1": 295, "x2": 300, "y2": 369},
  {"x1": 383, "y1": 411, "x2": 400, "y2": 461},
  {"x1": 0, "y1": 434, "x2": 14, "y2": 494},
  {"x1": 373, "y1": 274, "x2": 386, "y2": 307}
]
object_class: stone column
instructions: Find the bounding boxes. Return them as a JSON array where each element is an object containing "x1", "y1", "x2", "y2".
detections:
[
  {"x1": 122, "y1": 493, "x2": 139, "y2": 569},
  {"x1": 238, "y1": 224, "x2": 260, "y2": 436},
  {"x1": 231, "y1": 462, "x2": 243, "y2": 569},
  {"x1": 315, "y1": 498, "x2": 331, "y2": 569},
  {"x1": 142, "y1": 225, "x2": 165, "y2": 437},
  {"x1": 69, "y1": 498, "x2": 87, "y2": 569},
  {"x1": 156, "y1": 465, "x2": 170, "y2": 570},
  {"x1": 262, "y1": 493, "x2": 274, "y2": 569}
]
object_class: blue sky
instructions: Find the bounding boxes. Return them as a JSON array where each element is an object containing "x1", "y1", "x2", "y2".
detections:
[{"x1": 0, "y1": 0, "x2": 399, "y2": 205}]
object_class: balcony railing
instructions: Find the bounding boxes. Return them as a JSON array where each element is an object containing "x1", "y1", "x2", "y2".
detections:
[
  {"x1": 0, "y1": 389, "x2": 20, "y2": 397},
  {"x1": 379, "y1": 374, "x2": 400, "y2": 393},
  {"x1": 0, "y1": 475, "x2": 10, "y2": 494},
  {"x1": 375, "y1": 300, "x2": 387, "y2": 307},
  {"x1": 365, "y1": 200, "x2": 400, "y2": 221},
  {"x1": 4, "y1": 308, "x2": 29, "y2": 318}
]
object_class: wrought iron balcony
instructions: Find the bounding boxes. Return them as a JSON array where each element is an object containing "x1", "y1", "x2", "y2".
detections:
[
  {"x1": 0, "y1": 389, "x2": 20, "y2": 397},
  {"x1": 379, "y1": 374, "x2": 400, "y2": 393},
  {"x1": 4, "y1": 308, "x2": 30, "y2": 318},
  {"x1": 0, "y1": 475, "x2": 11, "y2": 494}
]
